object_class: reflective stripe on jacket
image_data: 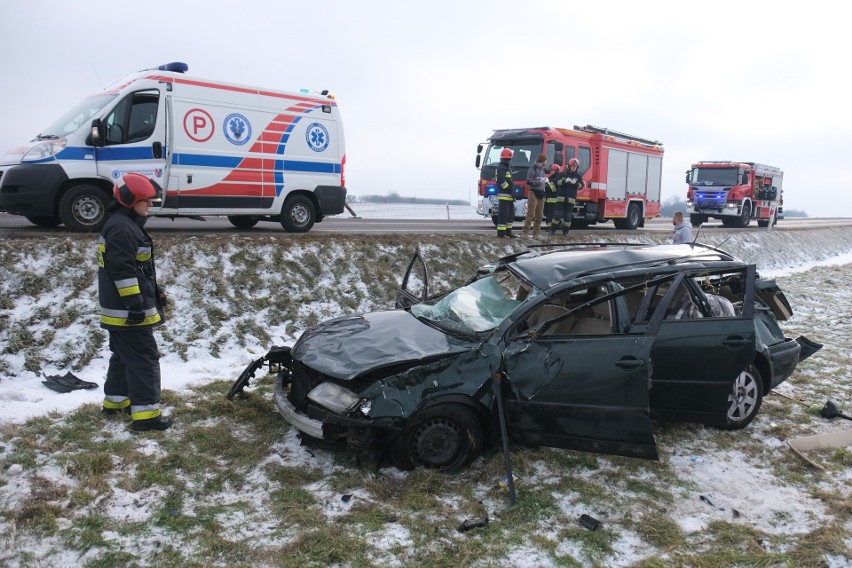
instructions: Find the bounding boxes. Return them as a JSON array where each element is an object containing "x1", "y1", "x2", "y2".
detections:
[
  {"x1": 496, "y1": 160, "x2": 514, "y2": 200},
  {"x1": 98, "y1": 208, "x2": 164, "y2": 330}
]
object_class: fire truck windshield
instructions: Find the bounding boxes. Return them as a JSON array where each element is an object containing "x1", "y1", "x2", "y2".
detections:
[
  {"x1": 483, "y1": 140, "x2": 542, "y2": 168},
  {"x1": 691, "y1": 167, "x2": 739, "y2": 186}
]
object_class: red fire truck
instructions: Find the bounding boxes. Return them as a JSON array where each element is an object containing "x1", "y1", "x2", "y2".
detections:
[
  {"x1": 474, "y1": 125, "x2": 663, "y2": 229},
  {"x1": 685, "y1": 161, "x2": 783, "y2": 228}
]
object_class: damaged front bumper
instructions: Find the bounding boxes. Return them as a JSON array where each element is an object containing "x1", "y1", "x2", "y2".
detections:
[{"x1": 274, "y1": 376, "x2": 325, "y2": 439}]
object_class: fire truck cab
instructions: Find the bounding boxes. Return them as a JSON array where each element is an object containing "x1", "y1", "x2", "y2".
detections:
[
  {"x1": 685, "y1": 161, "x2": 783, "y2": 228},
  {"x1": 475, "y1": 125, "x2": 663, "y2": 230}
]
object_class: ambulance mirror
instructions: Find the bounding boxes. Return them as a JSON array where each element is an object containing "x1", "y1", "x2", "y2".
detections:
[{"x1": 89, "y1": 119, "x2": 105, "y2": 147}]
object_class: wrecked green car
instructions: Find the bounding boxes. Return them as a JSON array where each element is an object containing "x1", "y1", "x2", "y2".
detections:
[{"x1": 229, "y1": 243, "x2": 821, "y2": 472}]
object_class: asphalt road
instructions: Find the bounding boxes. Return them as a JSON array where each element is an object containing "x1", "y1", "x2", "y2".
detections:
[{"x1": 1, "y1": 211, "x2": 849, "y2": 236}]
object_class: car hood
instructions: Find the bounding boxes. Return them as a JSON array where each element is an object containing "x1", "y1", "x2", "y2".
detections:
[{"x1": 291, "y1": 310, "x2": 479, "y2": 381}]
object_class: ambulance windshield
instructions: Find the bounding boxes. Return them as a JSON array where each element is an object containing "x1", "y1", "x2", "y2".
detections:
[{"x1": 39, "y1": 93, "x2": 117, "y2": 139}]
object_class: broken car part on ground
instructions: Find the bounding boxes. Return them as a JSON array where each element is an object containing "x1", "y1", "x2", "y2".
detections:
[{"x1": 229, "y1": 243, "x2": 822, "y2": 473}]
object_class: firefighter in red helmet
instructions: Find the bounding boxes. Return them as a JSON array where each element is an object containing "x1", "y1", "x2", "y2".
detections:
[
  {"x1": 495, "y1": 148, "x2": 517, "y2": 238},
  {"x1": 98, "y1": 173, "x2": 172, "y2": 431}
]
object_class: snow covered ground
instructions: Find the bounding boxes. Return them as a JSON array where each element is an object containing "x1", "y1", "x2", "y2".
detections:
[{"x1": 1, "y1": 224, "x2": 851, "y2": 566}]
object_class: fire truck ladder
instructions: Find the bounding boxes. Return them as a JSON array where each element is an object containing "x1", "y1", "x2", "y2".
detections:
[{"x1": 574, "y1": 124, "x2": 663, "y2": 147}]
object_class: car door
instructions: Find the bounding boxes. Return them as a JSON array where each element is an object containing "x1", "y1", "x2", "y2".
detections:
[
  {"x1": 647, "y1": 269, "x2": 756, "y2": 424},
  {"x1": 500, "y1": 287, "x2": 658, "y2": 460},
  {"x1": 395, "y1": 249, "x2": 429, "y2": 309}
]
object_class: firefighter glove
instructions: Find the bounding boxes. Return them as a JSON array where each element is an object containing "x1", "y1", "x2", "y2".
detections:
[
  {"x1": 159, "y1": 292, "x2": 168, "y2": 307},
  {"x1": 126, "y1": 310, "x2": 146, "y2": 325}
]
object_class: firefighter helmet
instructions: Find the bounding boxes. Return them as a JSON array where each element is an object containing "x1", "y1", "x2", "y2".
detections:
[
  {"x1": 550, "y1": 164, "x2": 560, "y2": 172},
  {"x1": 500, "y1": 148, "x2": 514, "y2": 160},
  {"x1": 568, "y1": 158, "x2": 580, "y2": 168},
  {"x1": 113, "y1": 173, "x2": 162, "y2": 209}
]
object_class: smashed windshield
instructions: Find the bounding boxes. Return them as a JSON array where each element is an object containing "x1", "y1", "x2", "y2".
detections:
[
  {"x1": 39, "y1": 93, "x2": 117, "y2": 139},
  {"x1": 411, "y1": 271, "x2": 538, "y2": 335}
]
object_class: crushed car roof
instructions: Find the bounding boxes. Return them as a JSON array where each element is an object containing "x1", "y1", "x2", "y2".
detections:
[{"x1": 506, "y1": 243, "x2": 743, "y2": 290}]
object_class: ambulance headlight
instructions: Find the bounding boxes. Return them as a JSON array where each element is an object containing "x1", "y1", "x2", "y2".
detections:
[
  {"x1": 307, "y1": 382, "x2": 363, "y2": 414},
  {"x1": 22, "y1": 138, "x2": 67, "y2": 162}
]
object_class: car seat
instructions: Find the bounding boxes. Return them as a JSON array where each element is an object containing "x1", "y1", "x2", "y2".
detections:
[{"x1": 570, "y1": 301, "x2": 612, "y2": 335}]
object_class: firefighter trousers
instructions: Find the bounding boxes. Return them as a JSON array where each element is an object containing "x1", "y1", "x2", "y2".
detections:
[
  {"x1": 497, "y1": 198, "x2": 515, "y2": 237},
  {"x1": 104, "y1": 328, "x2": 162, "y2": 419}
]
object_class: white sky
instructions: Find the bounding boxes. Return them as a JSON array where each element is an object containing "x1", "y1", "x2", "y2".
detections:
[{"x1": 1, "y1": 0, "x2": 850, "y2": 216}]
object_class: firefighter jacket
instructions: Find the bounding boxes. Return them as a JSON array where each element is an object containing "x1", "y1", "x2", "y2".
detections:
[
  {"x1": 98, "y1": 207, "x2": 165, "y2": 330},
  {"x1": 496, "y1": 159, "x2": 514, "y2": 202},
  {"x1": 558, "y1": 167, "x2": 585, "y2": 204}
]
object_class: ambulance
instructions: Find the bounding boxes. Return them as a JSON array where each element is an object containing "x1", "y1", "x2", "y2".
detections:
[{"x1": 0, "y1": 62, "x2": 346, "y2": 232}]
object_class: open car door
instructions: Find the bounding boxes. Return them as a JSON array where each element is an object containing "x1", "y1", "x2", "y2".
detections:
[{"x1": 395, "y1": 249, "x2": 429, "y2": 309}]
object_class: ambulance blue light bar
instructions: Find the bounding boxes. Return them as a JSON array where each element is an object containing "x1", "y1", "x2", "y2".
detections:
[{"x1": 158, "y1": 62, "x2": 189, "y2": 73}]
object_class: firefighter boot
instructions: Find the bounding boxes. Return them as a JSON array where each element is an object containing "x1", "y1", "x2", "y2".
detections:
[{"x1": 132, "y1": 415, "x2": 173, "y2": 432}]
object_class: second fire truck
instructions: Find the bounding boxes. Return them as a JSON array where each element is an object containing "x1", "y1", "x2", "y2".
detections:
[
  {"x1": 475, "y1": 125, "x2": 664, "y2": 230},
  {"x1": 685, "y1": 161, "x2": 784, "y2": 228}
]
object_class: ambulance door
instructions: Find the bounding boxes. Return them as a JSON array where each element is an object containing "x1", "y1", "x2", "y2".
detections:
[{"x1": 94, "y1": 89, "x2": 169, "y2": 204}]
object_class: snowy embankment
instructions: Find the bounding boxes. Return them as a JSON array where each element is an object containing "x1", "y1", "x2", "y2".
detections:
[{"x1": 0, "y1": 225, "x2": 850, "y2": 423}]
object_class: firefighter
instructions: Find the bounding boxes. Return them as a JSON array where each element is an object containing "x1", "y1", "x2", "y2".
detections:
[
  {"x1": 98, "y1": 173, "x2": 172, "y2": 431},
  {"x1": 495, "y1": 148, "x2": 517, "y2": 238},
  {"x1": 549, "y1": 158, "x2": 584, "y2": 236},
  {"x1": 543, "y1": 163, "x2": 561, "y2": 226}
]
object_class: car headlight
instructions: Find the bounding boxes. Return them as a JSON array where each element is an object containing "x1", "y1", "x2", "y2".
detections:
[
  {"x1": 307, "y1": 382, "x2": 363, "y2": 414},
  {"x1": 22, "y1": 138, "x2": 67, "y2": 162}
]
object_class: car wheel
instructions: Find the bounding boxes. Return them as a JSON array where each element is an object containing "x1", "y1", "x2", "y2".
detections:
[
  {"x1": 228, "y1": 215, "x2": 259, "y2": 229},
  {"x1": 718, "y1": 364, "x2": 764, "y2": 430},
  {"x1": 390, "y1": 404, "x2": 484, "y2": 473},
  {"x1": 25, "y1": 215, "x2": 62, "y2": 228},
  {"x1": 58, "y1": 185, "x2": 110, "y2": 232},
  {"x1": 280, "y1": 195, "x2": 315, "y2": 232}
]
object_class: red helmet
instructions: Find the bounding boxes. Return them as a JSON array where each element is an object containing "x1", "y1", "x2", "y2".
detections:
[
  {"x1": 113, "y1": 173, "x2": 162, "y2": 208},
  {"x1": 550, "y1": 164, "x2": 560, "y2": 172},
  {"x1": 500, "y1": 148, "x2": 514, "y2": 160},
  {"x1": 568, "y1": 158, "x2": 580, "y2": 168}
]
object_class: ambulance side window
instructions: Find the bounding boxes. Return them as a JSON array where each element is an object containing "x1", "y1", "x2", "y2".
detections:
[{"x1": 104, "y1": 90, "x2": 160, "y2": 145}]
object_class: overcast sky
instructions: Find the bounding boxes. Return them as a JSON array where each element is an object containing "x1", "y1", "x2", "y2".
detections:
[{"x1": 2, "y1": 1, "x2": 849, "y2": 217}]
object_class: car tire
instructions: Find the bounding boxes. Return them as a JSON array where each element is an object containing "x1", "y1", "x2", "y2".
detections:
[
  {"x1": 59, "y1": 185, "x2": 110, "y2": 232},
  {"x1": 25, "y1": 215, "x2": 62, "y2": 228},
  {"x1": 718, "y1": 364, "x2": 764, "y2": 430},
  {"x1": 228, "y1": 215, "x2": 259, "y2": 229},
  {"x1": 389, "y1": 404, "x2": 484, "y2": 473},
  {"x1": 280, "y1": 195, "x2": 315, "y2": 232}
]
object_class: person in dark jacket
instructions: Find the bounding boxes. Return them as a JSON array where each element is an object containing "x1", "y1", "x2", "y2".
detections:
[
  {"x1": 98, "y1": 173, "x2": 171, "y2": 431},
  {"x1": 549, "y1": 158, "x2": 584, "y2": 236},
  {"x1": 495, "y1": 148, "x2": 517, "y2": 238},
  {"x1": 543, "y1": 163, "x2": 561, "y2": 225}
]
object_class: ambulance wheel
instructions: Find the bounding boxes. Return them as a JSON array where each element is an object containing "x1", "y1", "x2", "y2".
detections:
[
  {"x1": 25, "y1": 215, "x2": 62, "y2": 228},
  {"x1": 228, "y1": 215, "x2": 259, "y2": 229},
  {"x1": 280, "y1": 195, "x2": 316, "y2": 232},
  {"x1": 59, "y1": 185, "x2": 109, "y2": 232}
]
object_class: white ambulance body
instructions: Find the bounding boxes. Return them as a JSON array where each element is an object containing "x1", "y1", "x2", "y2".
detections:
[{"x1": 0, "y1": 62, "x2": 346, "y2": 232}]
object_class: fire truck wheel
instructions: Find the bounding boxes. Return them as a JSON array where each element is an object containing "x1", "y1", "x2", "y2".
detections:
[
  {"x1": 228, "y1": 215, "x2": 259, "y2": 229},
  {"x1": 734, "y1": 202, "x2": 751, "y2": 228},
  {"x1": 280, "y1": 195, "x2": 316, "y2": 232},
  {"x1": 58, "y1": 184, "x2": 110, "y2": 232},
  {"x1": 690, "y1": 214, "x2": 707, "y2": 226}
]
